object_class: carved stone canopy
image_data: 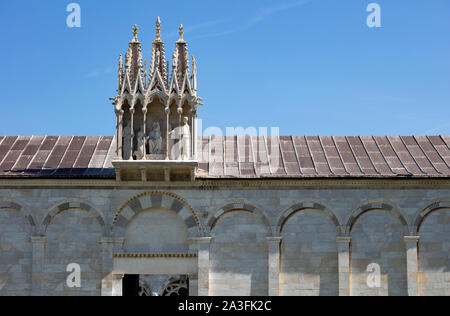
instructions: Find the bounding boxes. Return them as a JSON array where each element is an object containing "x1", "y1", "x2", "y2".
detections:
[{"x1": 112, "y1": 19, "x2": 203, "y2": 180}]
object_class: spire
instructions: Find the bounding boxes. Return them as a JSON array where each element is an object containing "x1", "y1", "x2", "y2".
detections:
[
  {"x1": 127, "y1": 24, "x2": 143, "y2": 89},
  {"x1": 173, "y1": 24, "x2": 189, "y2": 88},
  {"x1": 155, "y1": 17, "x2": 161, "y2": 42},
  {"x1": 114, "y1": 22, "x2": 201, "y2": 106},
  {"x1": 149, "y1": 17, "x2": 167, "y2": 89},
  {"x1": 113, "y1": 23, "x2": 203, "y2": 162}
]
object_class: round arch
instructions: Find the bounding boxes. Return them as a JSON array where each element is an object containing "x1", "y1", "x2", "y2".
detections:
[
  {"x1": 276, "y1": 201, "x2": 342, "y2": 236},
  {"x1": 207, "y1": 201, "x2": 272, "y2": 235},
  {"x1": 413, "y1": 200, "x2": 450, "y2": 235},
  {"x1": 0, "y1": 198, "x2": 36, "y2": 233},
  {"x1": 40, "y1": 200, "x2": 107, "y2": 235},
  {"x1": 112, "y1": 191, "x2": 204, "y2": 237},
  {"x1": 345, "y1": 201, "x2": 409, "y2": 235}
]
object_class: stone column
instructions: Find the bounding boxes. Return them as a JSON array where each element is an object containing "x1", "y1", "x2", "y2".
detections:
[
  {"x1": 178, "y1": 108, "x2": 182, "y2": 156},
  {"x1": 404, "y1": 236, "x2": 420, "y2": 296},
  {"x1": 30, "y1": 236, "x2": 46, "y2": 296},
  {"x1": 130, "y1": 108, "x2": 135, "y2": 160},
  {"x1": 165, "y1": 107, "x2": 170, "y2": 160},
  {"x1": 336, "y1": 236, "x2": 351, "y2": 296},
  {"x1": 99, "y1": 238, "x2": 114, "y2": 296},
  {"x1": 112, "y1": 274, "x2": 124, "y2": 296},
  {"x1": 191, "y1": 111, "x2": 196, "y2": 160},
  {"x1": 188, "y1": 274, "x2": 199, "y2": 297},
  {"x1": 116, "y1": 110, "x2": 124, "y2": 158},
  {"x1": 142, "y1": 106, "x2": 147, "y2": 158},
  {"x1": 99, "y1": 237, "x2": 124, "y2": 296},
  {"x1": 115, "y1": 111, "x2": 119, "y2": 155},
  {"x1": 189, "y1": 237, "x2": 212, "y2": 296},
  {"x1": 267, "y1": 237, "x2": 282, "y2": 296}
]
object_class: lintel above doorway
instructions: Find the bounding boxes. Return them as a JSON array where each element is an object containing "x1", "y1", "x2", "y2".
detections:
[{"x1": 113, "y1": 252, "x2": 198, "y2": 275}]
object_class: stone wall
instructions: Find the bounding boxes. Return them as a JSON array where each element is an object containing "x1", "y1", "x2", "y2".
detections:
[
  {"x1": 0, "y1": 208, "x2": 32, "y2": 296},
  {"x1": 418, "y1": 208, "x2": 450, "y2": 296},
  {"x1": 280, "y1": 209, "x2": 338, "y2": 296},
  {"x1": 43, "y1": 209, "x2": 103, "y2": 296},
  {"x1": 0, "y1": 180, "x2": 449, "y2": 296},
  {"x1": 350, "y1": 211, "x2": 407, "y2": 296},
  {"x1": 210, "y1": 211, "x2": 268, "y2": 296},
  {"x1": 124, "y1": 208, "x2": 188, "y2": 253}
]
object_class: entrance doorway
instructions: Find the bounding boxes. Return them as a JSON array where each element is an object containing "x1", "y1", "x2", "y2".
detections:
[{"x1": 122, "y1": 275, "x2": 189, "y2": 296}]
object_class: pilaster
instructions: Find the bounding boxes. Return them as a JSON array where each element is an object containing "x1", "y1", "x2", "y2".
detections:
[
  {"x1": 404, "y1": 236, "x2": 420, "y2": 296},
  {"x1": 189, "y1": 237, "x2": 212, "y2": 296},
  {"x1": 30, "y1": 236, "x2": 46, "y2": 296},
  {"x1": 336, "y1": 236, "x2": 351, "y2": 296},
  {"x1": 99, "y1": 237, "x2": 124, "y2": 296},
  {"x1": 267, "y1": 237, "x2": 282, "y2": 296}
]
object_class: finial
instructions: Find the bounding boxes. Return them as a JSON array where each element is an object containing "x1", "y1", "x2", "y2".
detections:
[
  {"x1": 178, "y1": 24, "x2": 184, "y2": 41},
  {"x1": 155, "y1": 17, "x2": 161, "y2": 41},
  {"x1": 132, "y1": 24, "x2": 139, "y2": 42}
]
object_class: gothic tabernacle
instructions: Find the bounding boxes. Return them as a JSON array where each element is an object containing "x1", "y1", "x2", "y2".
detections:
[{"x1": 0, "y1": 18, "x2": 449, "y2": 297}]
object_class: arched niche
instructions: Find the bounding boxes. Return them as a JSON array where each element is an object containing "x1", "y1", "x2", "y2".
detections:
[
  {"x1": 145, "y1": 96, "x2": 167, "y2": 158},
  {"x1": 416, "y1": 204, "x2": 450, "y2": 296},
  {"x1": 123, "y1": 207, "x2": 189, "y2": 253},
  {"x1": 279, "y1": 207, "x2": 339, "y2": 296},
  {"x1": 209, "y1": 208, "x2": 269, "y2": 296},
  {"x1": 349, "y1": 205, "x2": 408, "y2": 296},
  {"x1": 43, "y1": 203, "x2": 104, "y2": 296},
  {"x1": 0, "y1": 203, "x2": 33, "y2": 296},
  {"x1": 112, "y1": 191, "x2": 203, "y2": 238}
]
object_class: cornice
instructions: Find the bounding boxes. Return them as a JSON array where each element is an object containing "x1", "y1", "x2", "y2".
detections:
[
  {"x1": 113, "y1": 252, "x2": 197, "y2": 258},
  {"x1": 0, "y1": 178, "x2": 450, "y2": 189},
  {"x1": 0, "y1": 178, "x2": 450, "y2": 191}
]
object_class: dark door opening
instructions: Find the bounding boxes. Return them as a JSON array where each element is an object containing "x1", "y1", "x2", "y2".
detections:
[
  {"x1": 122, "y1": 275, "x2": 190, "y2": 296},
  {"x1": 123, "y1": 274, "x2": 139, "y2": 297}
]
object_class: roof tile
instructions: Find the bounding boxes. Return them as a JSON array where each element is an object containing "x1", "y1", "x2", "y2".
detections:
[
  {"x1": 360, "y1": 137, "x2": 394, "y2": 175},
  {"x1": 306, "y1": 136, "x2": 332, "y2": 175},
  {"x1": 0, "y1": 135, "x2": 449, "y2": 178},
  {"x1": 0, "y1": 136, "x2": 18, "y2": 166},
  {"x1": 292, "y1": 136, "x2": 316, "y2": 175},
  {"x1": 399, "y1": 136, "x2": 439, "y2": 175},
  {"x1": 320, "y1": 136, "x2": 347, "y2": 175}
]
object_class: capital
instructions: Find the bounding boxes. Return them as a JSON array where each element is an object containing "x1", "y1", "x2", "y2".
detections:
[
  {"x1": 336, "y1": 236, "x2": 352, "y2": 244},
  {"x1": 266, "y1": 236, "x2": 282, "y2": 245},
  {"x1": 404, "y1": 236, "x2": 420, "y2": 244}
]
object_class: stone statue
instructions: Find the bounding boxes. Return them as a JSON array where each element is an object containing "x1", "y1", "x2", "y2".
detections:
[
  {"x1": 123, "y1": 125, "x2": 132, "y2": 160},
  {"x1": 169, "y1": 117, "x2": 191, "y2": 160},
  {"x1": 148, "y1": 122, "x2": 162, "y2": 154},
  {"x1": 133, "y1": 129, "x2": 145, "y2": 160}
]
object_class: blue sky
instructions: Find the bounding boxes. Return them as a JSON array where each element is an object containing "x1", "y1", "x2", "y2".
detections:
[{"x1": 0, "y1": 0, "x2": 449, "y2": 136}]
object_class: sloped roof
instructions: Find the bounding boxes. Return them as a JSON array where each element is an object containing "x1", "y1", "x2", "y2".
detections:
[{"x1": 0, "y1": 136, "x2": 449, "y2": 179}]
